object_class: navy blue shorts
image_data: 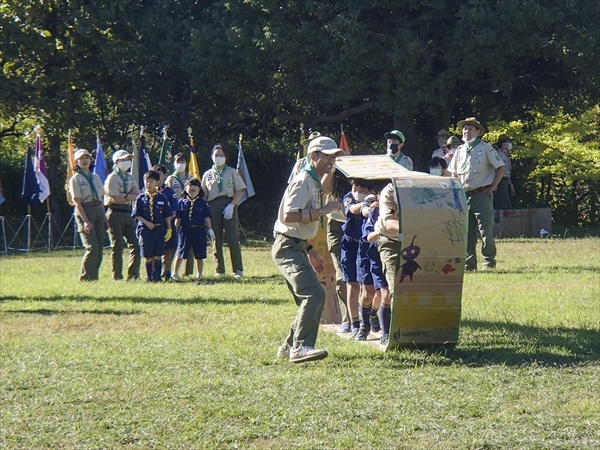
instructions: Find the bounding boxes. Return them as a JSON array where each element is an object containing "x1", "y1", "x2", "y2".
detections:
[
  {"x1": 138, "y1": 226, "x2": 166, "y2": 258},
  {"x1": 357, "y1": 240, "x2": 374, "y2": 286},
  {"x1": 165, "y1": 225, "x2": 178, "y2": 250},
  {"x1": 367, "y1": 244, "x2": 388, "y2": 290},
  {"x1": 340, "y1": 235, "x2": 359, "y2": 283},
  {"x1": 176, "y1": 226, "x2": 207, "y2": 260}
]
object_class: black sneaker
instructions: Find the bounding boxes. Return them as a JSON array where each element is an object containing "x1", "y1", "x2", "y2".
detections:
[
  {"x1": 370, "y1": 314, "x2": 381, "y2": 333},
  {"x1": 380, "y1": 334, "x2": 389, "y2": 349},
  {"x1": 354, "y1": 325, "x2": 371, "y2": 341},
  {"x1": 350, "y1": 327, "x2": 360, "y2": 339}
]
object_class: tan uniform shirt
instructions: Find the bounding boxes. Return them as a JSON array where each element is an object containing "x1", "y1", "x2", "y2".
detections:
[
  {"x1": 448, "y1": 139, "x2": 505, "y2": 191},
  {"x1": 69, "y1": 171, "x2": 105, "y2": 203},
  {"x1": 273, "y1": 171, "x2": 322, "y2": 241},
  {"x1": 390, "y1": 152, "x2": 413, "y2": 171},
  {"x1": 165, "y1": 173, "x2": 189, "y2": 199},
  {"x1": 499, "y1": 151, "x2": 512, "y2": 178},
  {"x1": 375, "y1": 182, "x2": 399, "y2": 241},
  {"x1": 431, "y1": 147, "x2": 444, "y2": 159},
  {"x1": 201, "y1": 166, "x2": 246, "y2": 201},
  {"x1": 104, "y1": 171, "x2": 140, "y2": 206}
]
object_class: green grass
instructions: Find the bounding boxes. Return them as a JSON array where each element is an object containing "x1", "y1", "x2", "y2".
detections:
[{"x1": 1, "y1": 238, "x2": 599, "y2": 449}]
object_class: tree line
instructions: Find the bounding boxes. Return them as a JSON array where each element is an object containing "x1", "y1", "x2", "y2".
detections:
[{"x1": 1, "y1": 0, "x2": 598, "y2": 231}]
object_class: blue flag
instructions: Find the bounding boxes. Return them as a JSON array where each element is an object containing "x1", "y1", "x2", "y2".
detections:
[
  {"x1": 0, "y1": 176, "x2": 5, "y2": 205},
  {"x1": 93, "y1": 138, "x2": 108, "y2": 184},
  {"x1": 22, "y1": 144, "x2": 40, "y2": 205}
]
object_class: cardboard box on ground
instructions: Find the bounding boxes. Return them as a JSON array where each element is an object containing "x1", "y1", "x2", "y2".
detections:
[
  {"x1": 321, "y1": 156, "x2": 467, "y2": 350},
  {"x1": 493, "y1": 208, "x2": 552, "y2": 237}
]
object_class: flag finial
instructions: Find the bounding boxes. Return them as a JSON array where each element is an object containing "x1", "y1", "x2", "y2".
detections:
[
  {"x1": 140, "y1": 125, "x2": 145, "y2": 137},
  {"x1": 188, "y1": 127, "x2": 193, "y2": 139},
  {"x1": 239, "y1": 133, "x2": 243, "y2": 143}
]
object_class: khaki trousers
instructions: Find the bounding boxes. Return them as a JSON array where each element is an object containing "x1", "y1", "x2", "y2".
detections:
[
  {"x1": 76, "y1": 204, "x2": 106, "y2": 281},
  {"x1": 209, "y1": 196, "x2": 243, "y2": 274},
  {"x1": 107, "y1": 208, "x2": 140, "y2": 280}
]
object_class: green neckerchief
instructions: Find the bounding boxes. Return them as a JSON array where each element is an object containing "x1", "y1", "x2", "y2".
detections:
[
  {"x1": 301, "y1": 164, "x2": 324, "y2": 227},
  {"x1": 212, "y1": 165, "x2": 226, "y2": 192},
  {"x1": 76, "y1": 168, "x2": 99, "y2": 201},
  {"x1": 173, "y1": 171, "x2": 186, "y2": 190},
  {"x1": 461, "y1": 137, "x2": 482, "y2": 172},
  {"x1": 392, "y1": 151, "x2": 405, "y2": 164},
  {"x1": 114, "y1": 167, "x2": 129, "y2": 194}
]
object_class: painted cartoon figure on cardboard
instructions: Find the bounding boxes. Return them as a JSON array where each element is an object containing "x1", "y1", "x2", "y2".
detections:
[{"x1": 399, "y1": 235, "x2": 421, "y2": 282}]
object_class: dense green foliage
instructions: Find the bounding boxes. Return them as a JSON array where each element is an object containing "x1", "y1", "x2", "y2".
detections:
[{"x1": 1, "y1": 1, "x2": 599, "y2": 229}]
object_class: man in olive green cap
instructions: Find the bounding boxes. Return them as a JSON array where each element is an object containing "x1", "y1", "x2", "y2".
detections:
[
  {"x1": 384, "y1": 129, "x2": 413, "y2": 170},
  {"x1": 448, "y1": 117, "x2": 505, "y2": 271}
]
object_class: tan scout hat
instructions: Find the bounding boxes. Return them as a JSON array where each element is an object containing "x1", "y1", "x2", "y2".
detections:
[
  {"x1": 74, "y1": 149, "x2": 91, "y2": 160},
  {"x1": 307, "y1": 136, "x2": 345, "y2": 156},
  {"x1": 457, "y1": 117, "x2": 486, "y2": 135}
]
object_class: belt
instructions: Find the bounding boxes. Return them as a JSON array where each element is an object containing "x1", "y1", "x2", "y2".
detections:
[
  {"x1": 108, "y1": 206, "x2": 131, "y2": 213},
  {"x1": 465, "y1": 186, "x2": 487, "y2": 197},
  {"x1": 502, "y1": 176, "x2": 510, "y2": 180},
  {"x1": 209, "y1": 195, "x2": 231, "y2": 202},
  {"x1": 82, "y1": 201, "x2": 102, "y2": 206},
  {"x1": 274, "y1": 232, "x2": 305, "y2": 243},
  {"x1": 183, "y1": 224, "x2": 205, "y2": 228}
]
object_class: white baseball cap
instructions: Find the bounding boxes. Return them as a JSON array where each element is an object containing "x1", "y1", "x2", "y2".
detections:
[
  {"x1": 112, "y1": 149, "x2": 132, "y2": 163},
  {"x1": 307, "y1": 137, "x2": 345, "y2": 156}
]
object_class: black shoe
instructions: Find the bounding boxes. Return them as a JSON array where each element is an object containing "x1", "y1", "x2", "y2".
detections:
[
  {"x1": 380, "y1": 334, "x2": 389, "y2": 348},
  {"x1": 370, "y1": 314, "x2": 381, "y2": 333},
  {"x1": 354, "y1": 325, "x2": 371, "y2": 341}
]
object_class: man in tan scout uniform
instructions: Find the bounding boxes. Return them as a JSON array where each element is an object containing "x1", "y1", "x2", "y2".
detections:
[
  {"x1": 448, "y1": 117, "x2": 505, "y2": 271},
  {"x1": 104, "y1": 150, "x2": 141, "y2": 281},
  {"x1": 273, "y1": 136, "x2": 344, "y2": 363},
  {"x1": 68, "y1": 149, "x2": 107, "y2": 281}
]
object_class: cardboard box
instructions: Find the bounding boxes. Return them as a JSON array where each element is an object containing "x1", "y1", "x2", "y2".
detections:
[{"x1": 494, "y1": 208, "x2": 552, "y2": 237}]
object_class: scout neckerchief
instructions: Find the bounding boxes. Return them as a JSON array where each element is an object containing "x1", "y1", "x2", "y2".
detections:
[
  {"x1": 301, "y1": 163, "x2": 324, "y2": 227},
  {"x1": 147, "y1": 191, "x2": 157, "y2": 222},
  {"x1": 114, "y1": 168, "x2": 129, "y2": 195},
  {"x1": 188, "y1": 195, "x2": 198, "y2": 221},
  {"x1": 212, "y1": 165, "x2": 226, "y2": 192},
  {"x1": 76, "y1": 168, "x2": 99, "y2": 202},
  {"x1": 461, "y1": 137, "x2": 481, "y2": 172},
  {"x1": 391, "y1": 151, "x2": 405, "y2": 165},
  {"x1": 173, "y1": 171, "x2": 185, "y2": 191}
]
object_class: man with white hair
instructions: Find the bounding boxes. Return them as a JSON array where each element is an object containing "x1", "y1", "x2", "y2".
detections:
[{"x1": 448, "y1": 118, "x2": 505, "y2": 271}]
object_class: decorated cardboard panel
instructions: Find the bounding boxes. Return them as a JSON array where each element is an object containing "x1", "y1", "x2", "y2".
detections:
[
  {"x1": 315, "y1": 224, "x2": 342, "y2": 324},
  {"x1": 334, "y1": 155, "x2": 409, "y2": 180},
  {"x1": 388, "y1": 174, "x2": 467, "y2": 348}
]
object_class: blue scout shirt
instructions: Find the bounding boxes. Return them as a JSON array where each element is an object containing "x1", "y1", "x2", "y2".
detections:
[
  {"x1": 160, "y1": 185, "x2": 179, "y2": 211},
  {"x1": 176, "y1": 196, "x2": 211, "y2": 226},
  {"x1": 132, "y1": 191, "x2": 174, "y2": 229},
  {"x1": 341, "y1": 191, "x2": 363, "y2": 240}
]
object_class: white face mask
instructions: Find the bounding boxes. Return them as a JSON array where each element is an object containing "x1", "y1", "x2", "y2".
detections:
[
  {"x1": 117, "y1": 160, "x2": 132, "y2": 172},
  {"x1": 174, "y1": 162, "x2": 186, "y2": 172},
  {"x1": 429, "y1": 168, "x2": 442, "y2": 176},
  {"x1": 213, "y1": 156, "x2": 226, "y2": 167},
  {"x1": 353, "y1": 192, "x2": 367, "y2": 202},
  {"x1": 506, "y1": 143, "x2": 513, "y2": 150},
  {"x1": 465, "y1": 136, "x2": 477, "y2": 144}
]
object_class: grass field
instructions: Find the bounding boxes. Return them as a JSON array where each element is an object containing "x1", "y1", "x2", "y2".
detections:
[{"x1": 1, "y1": 237, "x2": 599, "y2": 449}]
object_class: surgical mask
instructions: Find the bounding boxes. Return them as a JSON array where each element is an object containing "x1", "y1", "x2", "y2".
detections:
[
  {"x1": 353, "y1": 192, "x2": 367, "y2": 202},
  {"x1": 174, "y1": 162, "x2": 186, "y2": 172},
  {"x1": 438, "y1": 139, "x2": 447, "y2": 148},
  {"x1": 506, "y1": 143, "x2": 513, "y2": 150},
  {"x1": 212, "y1": 156, "x2": 226, "y2": 167},
  {"x1": 429, "y1": 168, "x2": 442, "y2": 176},
  {"x1": 117, "y1": 160, "x2": 132, "y2": 172},
  {"x1": 465, "y1": 136, "x2": 477, "y2": 144}
]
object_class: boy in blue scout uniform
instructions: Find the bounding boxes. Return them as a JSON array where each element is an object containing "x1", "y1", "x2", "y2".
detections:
[
  {"x1": 272, "y1": 136, "x2": 344, "y2": 363},
  {"x1": 448, "y1": 117, "x2": 505, "y2": 271},
  {"x1": 341, "y1": 178, "x2": 373, "y2": 337},
  {"x1": 153, "y1": 164, "x2": 179, "y2": 280},
  {"x1": 132, "y1": 170, "x2": 174, "y2": 282},
  {"x1": 172, "y1": 178, "x2": 215, "y2": 280},
  {"x1": 104, "y1": 149, "x2": 141, "y2": 281}
]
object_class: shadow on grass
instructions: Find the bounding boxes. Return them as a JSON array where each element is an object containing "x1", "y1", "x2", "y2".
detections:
[
  {"x1": 1, "y1": 308, "x2": 140, "y2": 315},
  {"x1": 0, "y1": 294, "x2": 288, "y2": 306},
  {"x1": 332, "y1": 319, "x2": 599, "y2": 368},
  {"x1": 471, "y1": 265, "x2": 599, "y2": 275}
]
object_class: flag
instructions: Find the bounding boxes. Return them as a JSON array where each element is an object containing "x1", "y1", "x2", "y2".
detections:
[
  {"x1": 135, "y1": 134, "x2": 152, "y2": 190},
  {"x1": 66, "y1": 130, "x2": 76, "y2": 205},
  {"x1": 296, "y1": 125, "x2": 306, "y2": 161},
  {"x1": 22, "y1": 144, "x2": 40, "y2": 205},
  {"x1": 34, "y1": 133, "x2": 50, "y2": 202},
  {"x1": 158, "y1": 129, "x2": 173, "y2": 173},
  {"x1": 339, "y1": 130, "x2": 351, "y2": 155},
  {"x1": 0, "y1": 176, "x2": 5, "y2": 206},
  {"x1": 236, "y1": 134, "x2": 255, "y2": 206},
  {"x1": 93, "y1": 136, "x2": 108, "y2": 184},
  {"x1": 188, "y1": 129, "x2": 200, "y2": 180}
]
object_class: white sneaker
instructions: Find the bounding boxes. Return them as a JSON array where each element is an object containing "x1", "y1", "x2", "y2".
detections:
[
  {"x1": 276, "y1": 344, "x2": 290, "y2": 359},
  {"x1": 196, "y1": 274, "x2": 203, "y2": 280},
  {"x1": 171, "y1": 273, "x2": 179, "y2": 281},
  {"x1": 289, "y1": 346, "x2": 328, "y2": 363},
  {"x1": 234, "y1": 270, "x2": 243, "y2": 278}
]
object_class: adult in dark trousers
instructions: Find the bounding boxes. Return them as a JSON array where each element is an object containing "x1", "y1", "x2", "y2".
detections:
[
  {"x1": 273, "y1": 136, "x2": 344, "y2": 363},
  {"x1": 494, "y1": 135, "x2": 515, "y2": 209},
  {"x1": 448, "y1": 117, "x2": 505, "y2": 271},
  {"x1": 68, "y1": 149, "x2": 107, "y2": 281},
  {"x1": 104, "y1": 150, "x2": 141, "y2": 281},
  {"x1": 201, "y1": 144, "x2": 246, "y2": 278}
]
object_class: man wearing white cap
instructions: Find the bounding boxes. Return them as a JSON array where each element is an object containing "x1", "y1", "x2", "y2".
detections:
[
  {"x1": 273, "y1": 136, "x2": 344, "y2": 363},
  {"x1": 448, "y1": 117, "x2": 505, "y2": 271},
  {"x1": 104, "y1": 150, "x2": 141, "y2": 280},
  {"x1": 384, "y1": 130, "x2": 413, "y2": 171}
]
